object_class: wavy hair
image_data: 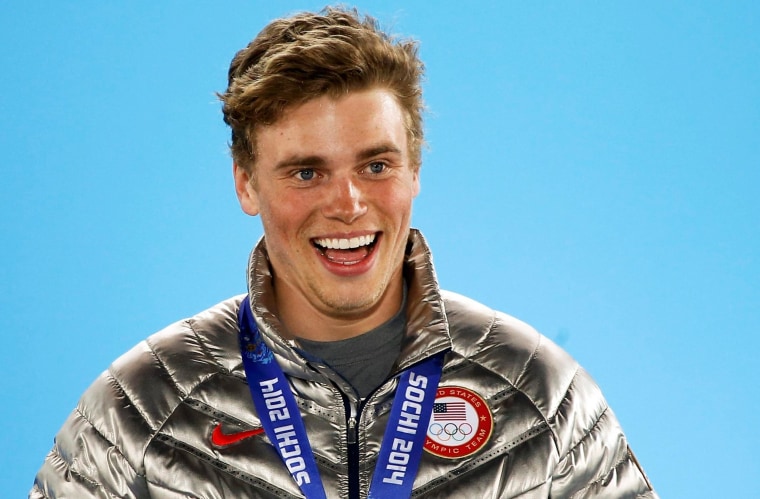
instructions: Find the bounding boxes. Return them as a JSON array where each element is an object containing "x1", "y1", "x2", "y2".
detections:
[{"x1": 219, "y1": 6, "x2": 425, "y2": 173}]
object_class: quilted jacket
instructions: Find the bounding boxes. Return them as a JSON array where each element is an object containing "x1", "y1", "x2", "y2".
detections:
[{"x1": 32, "y1": 230, "x2": 657, "y2": 498}]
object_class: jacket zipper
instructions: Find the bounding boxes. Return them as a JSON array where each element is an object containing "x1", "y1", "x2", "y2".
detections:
[
  {"x1": 345, "y1": 398, "x2": 360, "y2": 499},
  {"x1": 343, "y1": 355, "x2": 446, "y2": 498}
]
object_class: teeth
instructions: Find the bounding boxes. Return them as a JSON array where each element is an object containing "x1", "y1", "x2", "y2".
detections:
[{"x1": 314, "y1": 234, "x2": 375, "y2": 250}]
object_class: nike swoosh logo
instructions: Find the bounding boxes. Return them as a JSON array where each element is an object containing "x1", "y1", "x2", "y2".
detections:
[{"x1": 210, "y1": 423, "x2": 265, "y2": 447}]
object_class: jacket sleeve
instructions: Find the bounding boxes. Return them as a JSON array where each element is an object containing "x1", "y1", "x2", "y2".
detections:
[
  {"x1": 30, "y1": 372, "x2": 151, "y2": 498},
  {"x1": 549, "y1": 368, "x2": 657, "y2": 498}
]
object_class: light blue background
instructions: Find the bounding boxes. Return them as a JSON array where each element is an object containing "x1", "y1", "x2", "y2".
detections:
[{"x1": 2, "y1": 2, "x2": 758, "y2": 497}]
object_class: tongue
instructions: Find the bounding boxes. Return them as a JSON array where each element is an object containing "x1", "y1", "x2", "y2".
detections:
[{"x1": 324, "y1": 246, "x2": 369, "y2": 264}]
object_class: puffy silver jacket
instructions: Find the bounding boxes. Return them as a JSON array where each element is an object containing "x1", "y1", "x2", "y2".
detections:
[{"x1": 32, "y1": 230, "x2": 657, "y2": 498}]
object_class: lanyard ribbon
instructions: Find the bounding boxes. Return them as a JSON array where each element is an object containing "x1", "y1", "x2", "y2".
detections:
[{"x1": 238, "y1": 296, "x2": 445, "y2": 499}]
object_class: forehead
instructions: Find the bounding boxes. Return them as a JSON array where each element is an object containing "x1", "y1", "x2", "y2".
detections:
[{"x1": 254, "y1": 89, "x2": 409, "y2": 163}]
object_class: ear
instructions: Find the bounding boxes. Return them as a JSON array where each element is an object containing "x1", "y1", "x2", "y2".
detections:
[
  {"x1": 233, "y1": 163, "x2": 260, "y2": 216},
  {"x1": 411, "y1": 167, "x2": 421, "y2": 198}
]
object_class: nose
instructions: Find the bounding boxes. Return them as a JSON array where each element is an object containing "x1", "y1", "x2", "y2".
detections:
[{"x1": 322, "y1": 175, "x2": 367, "y2": 223}]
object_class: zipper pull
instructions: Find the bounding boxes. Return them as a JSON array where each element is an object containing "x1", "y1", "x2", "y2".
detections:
[{"x1": 347, "y1": 416, "x2": 357, "y2": 445}]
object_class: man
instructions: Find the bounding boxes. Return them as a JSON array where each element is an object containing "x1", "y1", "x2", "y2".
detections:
[{"x1": 32, "y1": 7, "x2": 657, "y2": 498}]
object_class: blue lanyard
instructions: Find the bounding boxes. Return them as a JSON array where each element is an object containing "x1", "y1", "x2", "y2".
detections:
[{"x1": 238, "y1": 296, "x2": 445, "y2": 499}]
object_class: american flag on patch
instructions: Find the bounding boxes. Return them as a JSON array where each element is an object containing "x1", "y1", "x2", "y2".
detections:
[{"x1": 433, "y1": 402, "x2": 467, "y2": 421}]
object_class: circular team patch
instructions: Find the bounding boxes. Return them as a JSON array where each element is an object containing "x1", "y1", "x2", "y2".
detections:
[{"x1": 424, "y1": 386, "x2": 493, "y2": 459}]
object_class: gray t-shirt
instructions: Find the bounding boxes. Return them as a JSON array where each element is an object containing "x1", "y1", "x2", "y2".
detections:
[{"x1": 297, "y1": 303, "x2": 405, "y2": 399}]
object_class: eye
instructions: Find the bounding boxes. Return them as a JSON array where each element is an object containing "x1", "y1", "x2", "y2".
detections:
[
  {"x1": 367, "y1": 161, "x2": 386, "y2": 174},
  {"x1": 296, "y1": 169, "x2": 315, "y2": 181}
]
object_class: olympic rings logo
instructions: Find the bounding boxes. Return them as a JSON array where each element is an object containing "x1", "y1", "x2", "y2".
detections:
[{"x1": 427, "y1": 422, "x2": 473, "y2": 442}]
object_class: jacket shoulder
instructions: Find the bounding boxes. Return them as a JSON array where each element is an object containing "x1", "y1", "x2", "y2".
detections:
[
  {"x1": 43, "y1": 296, "x2": 244, "y2": 487},
  {"x1": 93, "y1": 295, "x2": 243, "y2": 453},
  {"x1": 441, "y1": 291, "x2": 603, "y2": 429},
  {"x1": 439, "y1": 294, "x2": 656, "y2": 498},
  {"x1": 444, "y1": 292, "x2": 611, "y2": 454}
]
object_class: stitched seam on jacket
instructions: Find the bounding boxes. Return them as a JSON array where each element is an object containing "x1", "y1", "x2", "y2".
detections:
[
  {"x1": 161, "y1": 375, "x2": 338, "y2": 472},
  {"x1": 412, "y1": 421, "x2": 550, "y2": 496},
  {"x1": 456, "y1": 312, "x2": 498, "y2": 366},
  {"x1": 153, "y1": 432, "x2": 300, "y2": 498},
  {"x1": 507, "y1": 478, "x2": 551, "y2": 498},
  {"x1": 107, "y1": 365, "x2": 156, "y2": 433},
  {"x1": 142, "y1": 476, "x2": 202, "y2": 498},
  {"x1": 187, "y1": 318, "x2": 229, "y2": 372},
  {"x1": 481, "y1": 312, "x2": 497, "y2": 350},
  {"x1": 548, "y1": 365, "x2": 582, "y2": 456},
  {"x1": 561, "y1": 403, "x2": 609, "y2": 462},
  {"x1": 75, "y1": 405, "x2": 118, "y2": 448},
  {"x1": 105, "y1": 364, "x2": 167, "y2": 480},
  {"x1": 141, "y1": 319, "x2": 239, "y2": 447},
  {"x1": 570, "y1": 451, "x2": 643, "y2": 499},
  {"x1": 487, "y1": 315, "x2": 554, "y2": 439},
  {"x1": 460, "y1": 312, "x2": 556, "y2": 458},
  {"x1": 513, "y1": 330, "x2": 541, "y2": 389},
  {"x1": 145, "y1": 336, "x2": 187, "y2": 398},
  {"x1": 142, "y1": 329, "x2": 224, "y2": 467},
  {"x1": 73, "y1": 404, "x2": 147, "y2": 480},
  {"x1": 149, "y1": 321, "x2": 232, "y2": 436},
  {"x1": 185, "y1": 393, "x2": 250, "y2": 424},
  {"x1": 78, "y1": 372, "x2": 153, "y2": 480},
  {"x1": 48, "y1": 440, "x2": 121, "y2": 499}
]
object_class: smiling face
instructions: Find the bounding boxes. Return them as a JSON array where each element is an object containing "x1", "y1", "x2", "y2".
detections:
[{"x1": 234, "y1": 88, "x2": 420, "y2": 340}]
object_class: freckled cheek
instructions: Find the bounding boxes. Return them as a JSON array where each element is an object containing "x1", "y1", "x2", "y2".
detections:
[
  {"x1": 375, "y1": 181, "x2": 416, "y2": 206},
  {"x1": 282, "y1": 191, "x2": 320, "y2": 215},
  {"x1": 384, "y1": 190, "x2": 415, "y2": 218},
  {"x1": 263, "y1": 198, "x2": 302, "y2": 226},
  {"x1": 269, "y1": 203, "x2": 321, "y2": 251}
]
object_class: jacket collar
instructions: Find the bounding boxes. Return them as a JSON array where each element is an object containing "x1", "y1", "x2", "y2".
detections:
[{"x1": 244, "y1": 228, "x2": 452, "y2": 382}]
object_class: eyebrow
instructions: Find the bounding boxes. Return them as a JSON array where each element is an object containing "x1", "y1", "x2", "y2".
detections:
[
  {"x1": 356, "y1": 143, "x2": 403, "y2": 160},
  {"x1": 274, "y1": 143, "x2": 403, "y2": 171},
  {"x1": 274, "y1": 155, "x2": 326, "y2": 171}
]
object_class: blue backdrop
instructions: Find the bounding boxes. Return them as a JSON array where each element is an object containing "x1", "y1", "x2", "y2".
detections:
[{"x1": 2, "y1": 2, "x2": 758, "y2": 497}]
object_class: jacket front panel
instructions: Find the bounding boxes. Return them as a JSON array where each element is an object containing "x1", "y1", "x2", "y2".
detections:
[{"x1": 32, "y1": 230, "x2": 657, "y2": 498}]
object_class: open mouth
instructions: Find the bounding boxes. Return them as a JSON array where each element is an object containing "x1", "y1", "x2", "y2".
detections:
[{"x1": 312, "y1": 233, "x2": 379, "y2": 265}]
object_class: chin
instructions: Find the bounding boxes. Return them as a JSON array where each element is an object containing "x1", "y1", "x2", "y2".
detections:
[
  {"x1": 316, "y1": 287, "x2": 383, "y2": 316},
  {"x1": 322, "y1": 295, "x2": 376, "y2": 315}
]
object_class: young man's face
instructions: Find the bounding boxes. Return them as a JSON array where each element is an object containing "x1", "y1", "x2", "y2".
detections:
[{"x1": 235, "y1": 88, "x2": 420, "y2": 337}]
